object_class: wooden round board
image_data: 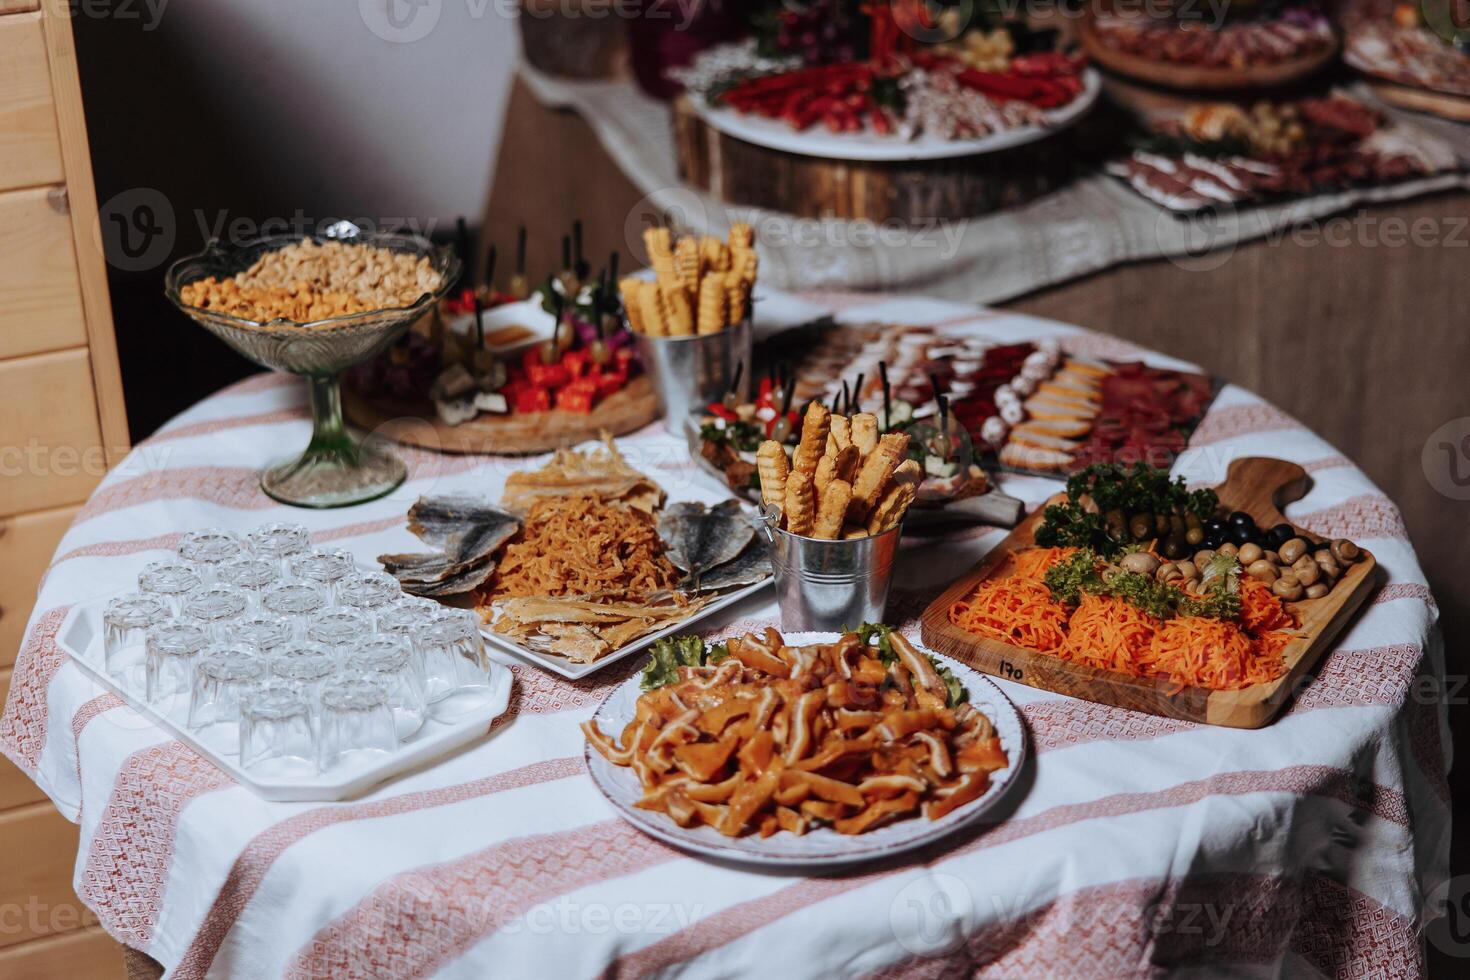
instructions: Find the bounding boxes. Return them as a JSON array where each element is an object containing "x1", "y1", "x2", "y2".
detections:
[
  {"x1": 1077, "y1": 16, "x2": 1338, "y2": 91},
  {"x1": 342, "y1": 374, "x2": 659, "y2": 455},
  {"x1": 919, "y1": 457, "x2": 1379, "y2": 729}
]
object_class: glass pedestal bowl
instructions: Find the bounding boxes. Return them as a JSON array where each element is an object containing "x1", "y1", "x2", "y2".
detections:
[{"x1": 164, "y1": 224, "x2": 460, "y2": 508}]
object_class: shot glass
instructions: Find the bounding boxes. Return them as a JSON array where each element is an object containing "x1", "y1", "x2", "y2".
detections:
[
  {"x1": 317, "y1": 676, "x2": 399, "y2": 771},
  {"x1": 238, "y1": 680, "x2": 317, "y2": 775},
  {"x1": 219, "y1": 557, "x2": 282, "y2": 612},
  {"x1": 269, "y1": 641, "x2": 337, "y2": 710},
  {"x1": 103, "y1": 593, "x2": 171, "y2": 684},
  {"x1": 182, "y1": 584, "x2": 249, "y2": 642},
  {"x1": 260, "y1": 582, "x2": 328, "y2": 637},
  {"x1": 305, "y1": 609, "x2": 369, "y2": 661},
  {"x1": 374, "y1": 601, "x2": 435, "y2": 651},
  {"x1": 188, "y1": 645, "x2": 268, "y2": 749},
  {"x1": 144, "y1": 620, "x2": 208, "y2": 707},
  {"x1": 176, "y1": 528, "x2": 245, "y2": 583},
  {"x1": 247, "y1": 522, "x2": 312, "y2": 578},
  {"x1": 233, "y1": 615, "x2": 295, "y2": 656},
  {"x1": 352, "y1": 636, "x2": 428, "y2": 739},
  {"x1": 289, "y1": 549, "x2": 358, "y2": 603},
  {"x1": 137, "y1": 560, "x2": 202, "y2": 616},
  {"x1": 419, "y1": 609, "x2": 490, "y2": 704},
  {"x1": 338, "y1": 571, "x2": 402, "y2": 616}
]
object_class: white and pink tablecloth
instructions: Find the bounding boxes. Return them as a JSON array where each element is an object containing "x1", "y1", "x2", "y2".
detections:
[{"x1": 1, "y1": 290, "x2": 1449, "y2": 978}]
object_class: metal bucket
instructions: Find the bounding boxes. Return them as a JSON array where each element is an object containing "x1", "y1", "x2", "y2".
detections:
[
  {"x1": 634, "y1": 318, "x2": 753, "y2": 426},
  {"x1": 766, "y1": 521, "x2": 903, "y2": 633}
]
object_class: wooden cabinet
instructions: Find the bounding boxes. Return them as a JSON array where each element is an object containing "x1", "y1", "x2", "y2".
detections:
[{"x1": 0, "y1": 3, "x2": 127, "y2": 977}]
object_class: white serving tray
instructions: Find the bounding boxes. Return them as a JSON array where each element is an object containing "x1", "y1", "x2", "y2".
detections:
[
  {"x1": 691, "y1": 68, "x2": 1100, "y2": 162},
  {"x1": 586, "y1": 632, "x2": 1029, "y2": 867},
  {"x1": 481, "y1": 578, "x2": 770, "y2": 681},
  {"x1": 56, "y1": 597, "x2": 513, "y2": 802}
]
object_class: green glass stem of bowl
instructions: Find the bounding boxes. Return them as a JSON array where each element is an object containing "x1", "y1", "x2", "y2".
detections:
[{"x1": 164, "y1": 224, "x2": 460, "y2": 508}]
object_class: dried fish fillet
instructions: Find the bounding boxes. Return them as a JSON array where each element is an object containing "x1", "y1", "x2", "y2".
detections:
[
  {"x1": 684, "y1": 535, "x2": 773, "y2": 593},
  {"x1": 658, "y1": 500, "x2": 754, "y2": 578},
  {"x1": 502, "y1": 439, "x2": 663, "y2": 516},
  {"x1": 406, "y1": 496, "x2": 520, "y2": 565}
]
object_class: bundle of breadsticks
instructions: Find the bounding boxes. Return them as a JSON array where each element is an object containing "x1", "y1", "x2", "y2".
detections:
[
  {"x1": 618, "y1": 224, "x2": 757, "y2": 337},
  {"x1": 757, "y1": 402, "x2": 919, "y2": 540}
]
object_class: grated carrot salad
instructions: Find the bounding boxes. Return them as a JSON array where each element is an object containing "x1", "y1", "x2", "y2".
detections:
[
  {"x1": 1007, "y1": 547, "x2": 1079, "y2": 581},
  {"x1": 947, "y1": 575, "x2": 1070, "y2": 653},
  {"x1": 1057, "y1": 594, "x2": 1159, "y2": 674},
  {"x1": 1137, "y1": 617, "x2": 1284, "y2": 690}
]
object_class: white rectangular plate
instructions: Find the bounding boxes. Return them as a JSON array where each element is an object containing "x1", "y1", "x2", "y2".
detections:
[
  {"x1": 56, "y1": 597, "x2": 513, "y2": 802},
  {"x1": 480, "y1": 579, "x2": 770, "y2": 680}
]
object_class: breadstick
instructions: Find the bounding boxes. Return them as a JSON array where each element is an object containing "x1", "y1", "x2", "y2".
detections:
[
  {"x1": 814, "y1": 453, "x2": 836, "y2": 497},
  {"x1": 892, "y1": 458, "x2": 922, "y2": 489},
  {"x1": 675, "y1": 236, "x2": 702, "y2": 294},
  {"x1": 619, "y1": 279, "x2": 646, "y2": 334},
  {"x1": 756, "y1": 441, "x2": 789, "y2": 512},
  {"x1": 784, "y1": 469, "x2": 815, "y2": 536},
  {"x1": 829, "y1": 415, "x2": 851, "y2": 452},
  {"x1": 638, "y1": 283, "x2": 667, "y2": 337},
  {"x1": 697, "y1": 275, "x2": 727, "y2": 336},
  {"x1": 728, "y1": 222, "x2": 755, "y2": 249},
  {"x1": 643, "y1": 227, "x2": 672, "y2": 259},
  {"x1": 793, "y1": 401, "x2": 831, "y2": 476},
  {"x1": 832, "y1": 444, "x2": 861, "y2": 484},
  {"x1": 850, "y1": 413, "x2": 879, "y2": 457},
  {"x1": 813, "y1": 480, "x2": 852, "y2": 540},
  {"x1": 843, "y1": 527, "x2": 870, "y2": 540},
  {"x1": 726, "y1": 282, "x2": 749, "y2": 326},
  {"x1": 867, "y1": 481, "x2": 918, "y2": 535},
  {"x1": 848, "y1": 432, "x2": 909, "y2": 525},
  {"x1": 663, "y1": 285, "x2": 694, "y2": 337}
]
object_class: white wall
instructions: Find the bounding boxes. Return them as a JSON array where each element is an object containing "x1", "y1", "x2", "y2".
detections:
[{"x1": 136, "y1": 0, "x2": 521, "y2": 226}]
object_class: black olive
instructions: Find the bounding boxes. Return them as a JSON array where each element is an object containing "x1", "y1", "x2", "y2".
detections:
[
  {"x1": 1204, "y1": 517, "x2": 1227, "y2": 537},
  {"x1": 1229, "y1": 523, "x2": 1256, "y2": 546},
  {"x1": 1267, "y1": 523, "x2": 1293, "y2": 549},
  {"x1": 1228, "y1": 511, "x2": 1254, "y2": 529},
  {"x1": 1203, "y1": 532, "x2": 1223, "y2": 550}
]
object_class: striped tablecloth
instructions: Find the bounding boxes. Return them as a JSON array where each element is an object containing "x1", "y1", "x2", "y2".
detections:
[{"x1": 1, "y1": 290, "x2": 1448, "y2": 978}]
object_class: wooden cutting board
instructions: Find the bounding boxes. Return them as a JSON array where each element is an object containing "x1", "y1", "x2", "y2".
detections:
[
  {"x1": 1077, "y1": 15, "x2": 1338, "y2": 91},
  {"x1": 919, "y1": 457, "x2": 1379, "y2": 728},
  {"x1": 343, "y1": 375, "x2": 659, "y2": 455}
]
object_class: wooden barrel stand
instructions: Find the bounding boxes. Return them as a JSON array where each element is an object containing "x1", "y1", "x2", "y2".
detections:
[{"x1": 672, "y1": 97, "x2": 1081, "y2": 221}]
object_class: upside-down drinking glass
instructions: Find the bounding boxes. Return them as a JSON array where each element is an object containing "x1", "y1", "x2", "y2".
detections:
[
  {"x1": 337, "y1": 572, "x2": 401, "y2": 616},
  {"x1": 137, "y1": 560, "x2": 202, "y2": 617},
  {"x1": 103, "y1": 593, "x2": 172, "y2": 684},
  {"x1": 247, "y1": 523, "x2": 312, "y2": 577},
  {"x1": 420, "y1": 609, "x2": 490, "y2": 704},
  {"x1": 188, "y1": 645, "x2": 268, "y2": 748},
  {"x1": 352, "y1": 636, "x2": 428, "y2": 738},
  {"x1": 219, "y1": 557, "x2": 282, "y2": 612},
  {"x1": 289, "y1": 549, "x2": 358, "y2": 603},
  {"x1": 183, "y1": 585, "x2": 249, "y2": 642},
  {"x1": 144, "y1": 620, "x2": 209, "y2": 707},
  {"x1": 261, "y1": 582, "x2": 328, "y2": 636},
  {"x1": 176, "y1": 528, "x2": 245, "y2": 583},
  {"x1": 269, "y1": 642, "x2": 338, "y2": 710},
  {"x1": 238, "y1": 680, "x2": 317, "y2": 775},
  {"x1": 305, "y1": 608, "x2": 369, "y2": 661},
  {"x1": 317, "y1": 676, "x2": 399, "y2": 771},
  {"x1": 233, "y1": 615, "x2": 295, "y2": 656}
]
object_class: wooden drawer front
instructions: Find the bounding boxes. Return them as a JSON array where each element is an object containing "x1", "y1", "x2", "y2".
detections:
[
  {"x1": 1, "y1": 505, "x2": 77, "y2": 669},
  {"x1": 0, "y1": 349, "x2": 104, "y2": 517},
  {"x1": 0, "y1": 926, "x2": 120, "y2": 980},
  {"x1": 0, "y1": 185, "x2": 88, "y2": 359},
  {"x1": 0, "y1": 801, "x2": 96, "y2": 948},
  {"x1": 0, "y1": 12, "x2": 64, "y2": 192}
]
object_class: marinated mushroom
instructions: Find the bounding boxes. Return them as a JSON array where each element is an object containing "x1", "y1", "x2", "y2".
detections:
[
  {"x1": 1193, "y1": 548, "x2": 1217, "y2": 569},
  {"x1": 1237, "y1": 543, "x2": 1263, "y2": 565},
  {"x1": 1121, "y1": 552, "x2": 1161, "y2": 576},
  {"x1": 1278, "y1": 538, "x2": 1308, "y2": 564},
  {"x1": 1174, "y1": 560, "x2": 1198, "y2": 582},
  {"x1": 1263, "y1": 550, "x2": 1280, "y2": 565},
  {"x1": 1157, "y1": 563, "x2": 1184, "y2": 584},
  {"x1": 1293, "y1": 560, "x2": 1321, "y2": 587},
  {"x1": 1218, "y1": 542, "x2": 1239, "y2": 558},
  {"x1": 1272, "y1": 574, "x2": 1304, "y2": 601},
  {"x1": 1304, "y1": 583, "x2": 1329, "y2": 599},
  {"x1": 1246, "y1": 559, "x2": 1278, "y2": 583},
  {"x1": 1331, "y1": 539, "x2": 1360, "y2": 564}
]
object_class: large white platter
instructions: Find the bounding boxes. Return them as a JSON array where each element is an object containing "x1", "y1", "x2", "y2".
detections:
[
  {"x1": 56, "y1": 595, "x2": 512, "y2": 802},
  {"x1": 584, "y1": 632, "x2": 1028, "y2": 868},
  {"x1": 690, "y1": 68, "x2": 1100, "y2": 162},
  {"x1": 480, "y1": 578, "x2": 770, "y2": 681}
]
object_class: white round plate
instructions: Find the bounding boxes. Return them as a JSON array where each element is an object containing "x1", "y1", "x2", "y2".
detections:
[
  {"x1": 690, "y1": 68, "x2": 1099, "y2": 162},
  {"x1": 584, "y1": 631, "x2": 1029, "y2": 868}
]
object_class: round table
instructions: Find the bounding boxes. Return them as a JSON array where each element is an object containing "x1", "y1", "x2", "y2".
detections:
[{"x1": 0, "y1": 289, "x2": 1448, "y2": 978}]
